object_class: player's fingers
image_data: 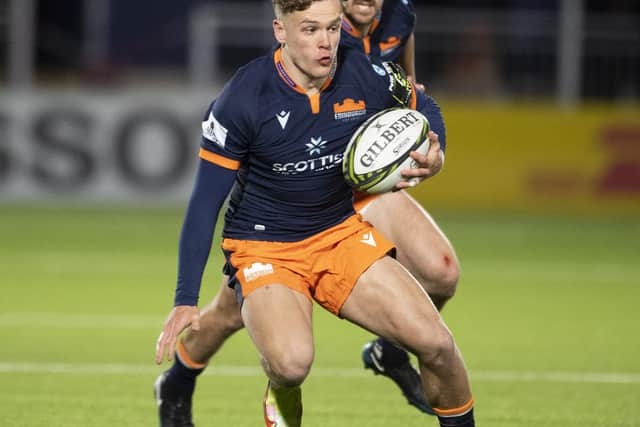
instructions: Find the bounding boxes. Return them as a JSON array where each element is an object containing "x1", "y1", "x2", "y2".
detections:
[
  {"x1": 427, "y1": 132, "x2": 440, "y2": 149},
  {"x1": 165, "y1": 325, "x2": 178, "y2": 362},
  {"x1": 395, "y1": 177, "x2": 422, "y2": 189},
  {"x1": 165, "y1": 311, "x2": 195, "y2": 361},
  {"x1": 155, "y1": 330, "x2": 168, "y2": 364},
  {"x1": 400, "y1": 166, "x2": 430, "y2": 179},
  {"x1": 409, "y1": 150, "x2": 429, "y2": 163},
  {"x1": 407, "y1": 151, "x2": 433, "y2": 174},
  {"x1": 191, "y1": 313, "x2": 201, "y2": 332}
]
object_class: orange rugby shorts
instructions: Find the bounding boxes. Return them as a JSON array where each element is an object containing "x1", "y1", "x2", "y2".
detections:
[{"x1": 222, "y1": 214, "x2": 394, "y2": 315}]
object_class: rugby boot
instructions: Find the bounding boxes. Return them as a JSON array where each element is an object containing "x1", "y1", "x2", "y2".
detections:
[
  {"x1": 362, "y1": 338, "x2": 435, "y2": 415},
  {"x1": 154, "y1": 371, "x2": 195, "y2": 427}
]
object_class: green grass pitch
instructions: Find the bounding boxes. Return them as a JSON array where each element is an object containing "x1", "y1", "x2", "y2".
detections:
[{"x1": 0, "y1": 205, "x2": 639, "y2": 426}]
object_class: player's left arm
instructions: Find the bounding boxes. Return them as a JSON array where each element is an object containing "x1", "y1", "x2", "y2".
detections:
[
  {"x1": 370, "y1": 58, "x2": 445, "y2": 187},
  {"x1": 397, "y1": 91, "x2": 445, "y2": 189}
]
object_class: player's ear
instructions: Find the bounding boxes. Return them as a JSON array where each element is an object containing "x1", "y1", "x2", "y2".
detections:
[{"x1": 273, "y1": 19, "x2": 286, "y2": 44}]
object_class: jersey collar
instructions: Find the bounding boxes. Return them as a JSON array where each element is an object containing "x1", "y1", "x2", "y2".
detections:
[
  {"x1": 273, "y1": 47, "x2": 335, "y2": 114},
  {"x1": 273, "y1": 47, "x2": 335, "y2": 95},
  {"x1": 341, "y1": 15, "x2": 380, "y2": 39}
]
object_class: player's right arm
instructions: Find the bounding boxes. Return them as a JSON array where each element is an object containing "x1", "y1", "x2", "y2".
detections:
[
  {"x1": 155, "y1": 157, "x2": 237, "y2": 364},
  {"x1": 155, "y1": 70, "x2": 254, "y2": 364}
]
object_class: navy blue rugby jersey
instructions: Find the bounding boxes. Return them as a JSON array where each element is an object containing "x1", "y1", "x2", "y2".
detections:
[
  {"x1": 199, "y1": 45, "x2": 441, "y2": 242},
  {"x1": 340, "y1": 0, "x2": 416, "y2": 63}
]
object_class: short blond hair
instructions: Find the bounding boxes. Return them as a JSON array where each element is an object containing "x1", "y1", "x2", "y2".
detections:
[{"x1": 273, "y1": 0, "x2": 319, "y2": 17}]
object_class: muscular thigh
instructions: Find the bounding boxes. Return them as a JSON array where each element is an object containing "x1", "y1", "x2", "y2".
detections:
[
  {"x1": 339, "y1": 256, "x2": 441, "y2": 353},
  {"x1": 361, "y1": 190, "x2": 457, "y2": 283},
  {"x1": 241, "y1": 284, "x2": 314, "y2": 362}
]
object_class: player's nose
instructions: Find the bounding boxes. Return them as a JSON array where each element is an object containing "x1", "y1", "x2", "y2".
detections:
[{"x1": 318, "y1": 30, "x2": 331, "y2": 48}]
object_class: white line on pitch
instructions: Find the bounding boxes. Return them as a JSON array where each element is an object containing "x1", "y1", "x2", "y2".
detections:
[{"x1": 0, "y1": 362, "x2": 638, "y2": 385}]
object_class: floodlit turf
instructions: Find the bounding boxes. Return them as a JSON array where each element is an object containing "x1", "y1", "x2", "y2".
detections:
[{"x1": 1, "y1": 205, "x2": 639, "y2": 426}]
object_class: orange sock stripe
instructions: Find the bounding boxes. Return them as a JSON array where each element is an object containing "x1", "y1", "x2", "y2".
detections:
[
  {"x1": 433, "y1": 396, "x2": 474, "y2": 417},
  {"x1": 176, "y1": 339, "x2": 207, "y2": 369}
]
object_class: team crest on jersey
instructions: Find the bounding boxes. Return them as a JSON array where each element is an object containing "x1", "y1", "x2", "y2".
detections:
[
  {"x1": 306, "y1": 136, "x2": 327, "y2": 156},
  {"x1": 333, "y1": 98, "x2": 366, "y2": 121},
  {"x1": 202, "y1": 112, "x2": 228, "y2": 148}
]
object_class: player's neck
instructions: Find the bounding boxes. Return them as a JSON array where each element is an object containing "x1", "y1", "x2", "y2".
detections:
[
  {"x1": 344, "y1": 15, "x2": 374, "y2": 37},
  {"x1": 280, "y1": 48, "x2": 331, "y2": 94},
  {"x1": 355, "y1": 22, "x2": 373, "y2": 36}
]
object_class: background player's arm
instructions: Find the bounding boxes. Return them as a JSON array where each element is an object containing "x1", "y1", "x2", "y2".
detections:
[
  {"x1": 399, "y1": 33, "x2": 416, "y2": 81},
  {"x1": 400, "y1": 34, "x2": 426, "y2": 93}
]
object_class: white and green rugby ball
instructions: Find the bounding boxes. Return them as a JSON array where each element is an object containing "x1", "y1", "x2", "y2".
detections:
[{"x1": 343, "y1": 108, "x2": 430, "y2": 194}]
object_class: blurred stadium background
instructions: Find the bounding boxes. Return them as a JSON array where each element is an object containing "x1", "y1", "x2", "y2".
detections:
[
  {"x1": 1, "y1": 1, "x2": 639, "y2": 426},
  {"x1": 1, "y1": 0, "x2": 639, "y2": 211}
]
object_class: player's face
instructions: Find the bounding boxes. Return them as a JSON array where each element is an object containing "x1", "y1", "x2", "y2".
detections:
[
  {"x1": 274, "y1": 0, "x2": 342, "y2": 85},
  {"x1": 342, "y1": 0, "x2": 383, "y2": 27}
]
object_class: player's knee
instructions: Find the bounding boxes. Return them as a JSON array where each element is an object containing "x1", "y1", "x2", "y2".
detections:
[
  {"x1": 266, "y1": 350, "x2": 313, "y2": 387},
  {"x1": 413, "y1": 326, "x2": 456, "y2": 370},
  {"x1": 419, "y1": 253, "x2": 460, "y2": 304},
  {"x1": 433, "y1": 253, "x2": 460, "y2": 294}
]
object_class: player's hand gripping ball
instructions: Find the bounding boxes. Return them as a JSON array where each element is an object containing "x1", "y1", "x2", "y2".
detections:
[{"x1": 343, "y1": 108, "x2": 430, "y2": 194}]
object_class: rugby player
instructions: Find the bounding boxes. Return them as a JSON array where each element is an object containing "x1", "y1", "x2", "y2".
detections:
[{"x1": 154, "y1": 1, "x2": 469, "y2": 426}]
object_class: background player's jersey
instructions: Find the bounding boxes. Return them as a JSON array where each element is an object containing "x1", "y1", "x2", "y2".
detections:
[
  {"x1": 201, "y1": 46, "x2": 440, "y2": 242},
  {"x1": 340, "y1": 0, "x2": 416, "y2": 62}
]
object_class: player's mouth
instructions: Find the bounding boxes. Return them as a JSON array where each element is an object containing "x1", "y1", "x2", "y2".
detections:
[
  {"x1": 319, "y1": 56, "x2": 333, "y2": 66},
  {"x1": 352, "y1": 0, "x2": 375, "y2": 14}
]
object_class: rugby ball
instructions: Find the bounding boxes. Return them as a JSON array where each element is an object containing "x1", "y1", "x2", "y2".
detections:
[{"x1": 343, "y1": 108, "x2": 430, "y2": 194}]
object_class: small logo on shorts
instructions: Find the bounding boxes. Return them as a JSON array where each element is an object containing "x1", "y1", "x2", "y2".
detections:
[
  {"x1": 243, "y1": 262, "x2": 274, "y2": 282},
  {"x1": 360, "y1": 232, "x2": 377, "y2": 247}
]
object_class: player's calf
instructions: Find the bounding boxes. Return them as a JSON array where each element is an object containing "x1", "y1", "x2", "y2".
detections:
[
  {"x1": 181, "y1": 289, "x2": 244, "y2": 363},
  {"x1": 411, "y1": 326, "x2": 473, "y2": 419}
]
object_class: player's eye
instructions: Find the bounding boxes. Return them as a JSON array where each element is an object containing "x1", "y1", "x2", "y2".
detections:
[
  {"x1": 303, "y1": 27, "x2": 316, "y2": 34},
  {"x1": 329, "y1": 25, "x2": 339, "y2": 32}
]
